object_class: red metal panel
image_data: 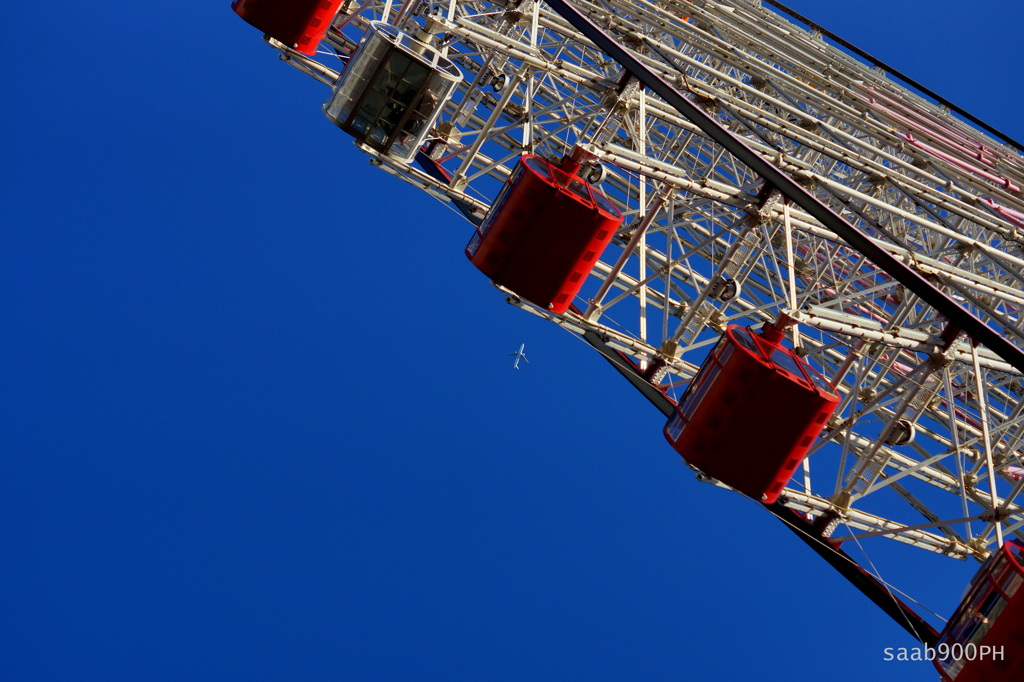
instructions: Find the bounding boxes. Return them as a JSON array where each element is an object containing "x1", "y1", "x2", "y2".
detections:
[
  {"x1": 664, "y1": 326, "x2": 839, "y2": 503},
  {"x1": 232, "y1": 0, "x2": 343, "y2": 55},
  {"x1": 466, "y1": 155, "x2": 623, "y2": 314},
  {"x1": 935, "y1": 541, "x2": 1024, "y2": 681}
]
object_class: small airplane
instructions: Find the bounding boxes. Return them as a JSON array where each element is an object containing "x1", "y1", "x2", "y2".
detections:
[{"x1": 508, "y1": 343, "x2": 529, "y2": 370}]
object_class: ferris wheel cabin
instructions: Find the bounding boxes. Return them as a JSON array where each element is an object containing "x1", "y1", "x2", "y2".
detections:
[
  {"x1": 466, "y1": 155, "x2": 624, "y2": 314},
  {"x1": 324, "y1": 22, "x2": 462, "y2": 163},
  {"x1": 934, "y1": 540, "x2": 1024, "y2": 681},
  {"x1": 665, "y1": 325, "x2": 840, "y2": 503},
  {"x1": 232, "y1": 0, "x2": 344, "y2": 55}
]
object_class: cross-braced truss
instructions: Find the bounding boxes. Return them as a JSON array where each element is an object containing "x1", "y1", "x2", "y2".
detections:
[{"x1": 260, "y1": 0, "x2": 1024, "y2": 565}]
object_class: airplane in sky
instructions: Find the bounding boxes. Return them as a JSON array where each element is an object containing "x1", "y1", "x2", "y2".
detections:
[{"x1": 508, "y1": 343, "x2": 528, "y2": 370}]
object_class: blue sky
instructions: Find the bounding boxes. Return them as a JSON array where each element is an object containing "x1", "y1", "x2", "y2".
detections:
[{"x1": 3, "y1": 1, "x2": 1022, "y2": 680}]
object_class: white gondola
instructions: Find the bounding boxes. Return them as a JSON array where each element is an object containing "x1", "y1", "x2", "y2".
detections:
[{"x1": 324, "y1": 22, "x2": 461, "y2": 162}]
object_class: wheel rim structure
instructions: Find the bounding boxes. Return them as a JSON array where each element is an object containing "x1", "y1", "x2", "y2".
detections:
[{"x1": 240, "y1": 0, "x2": 1024, "y2": 622}]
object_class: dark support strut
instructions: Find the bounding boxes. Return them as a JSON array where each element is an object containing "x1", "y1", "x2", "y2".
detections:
[
  {"x1": 544, "y1": 0, "x2": 1024, "y2": 376},
  {"x1": 766, "y1": 502, "x2": 940, "y2": 645}
]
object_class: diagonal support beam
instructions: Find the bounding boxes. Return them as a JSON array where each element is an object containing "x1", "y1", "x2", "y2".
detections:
[
  {"x1": 543, "y1": 0, "x2": 1024, "y2": 376},
  {"x1": 766, "y1": 503, "x2": 940, "y2": 645},
  {"x1": 544, "y1": 0, "x2": 948, "y2": 644}
]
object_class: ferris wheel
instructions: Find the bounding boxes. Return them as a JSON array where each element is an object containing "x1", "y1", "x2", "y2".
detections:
[{"x1": 231, "y1": 0, "x2": 1024, "y2": 677}]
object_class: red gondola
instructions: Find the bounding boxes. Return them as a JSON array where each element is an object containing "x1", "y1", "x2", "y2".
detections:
[
  {"x1": 934, "y1": 540, "x2": 1024, "y2": 681},
  {"x1": 466, "y1": 155, "x2": 623, "y2": 314},
  {"x1": 232, "y1": 0, "x2": 344, "y2": 55},
  {"x1": 664, "y1": 324, "x2": 840, "y2": 503}
]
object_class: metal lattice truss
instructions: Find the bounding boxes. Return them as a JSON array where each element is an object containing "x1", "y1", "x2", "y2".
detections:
[{"x1": 262, "y1": 0, "x2": 1024, "y2": 562}]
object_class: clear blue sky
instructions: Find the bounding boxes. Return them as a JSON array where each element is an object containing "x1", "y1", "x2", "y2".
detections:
[{"x1": 3, "y1": 1, "x2": 1022, "y2": 680}]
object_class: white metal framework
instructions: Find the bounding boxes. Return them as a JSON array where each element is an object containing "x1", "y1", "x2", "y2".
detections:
[{"x1": 251, "y1": 0, "x2": 1024, "y2": 568}]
